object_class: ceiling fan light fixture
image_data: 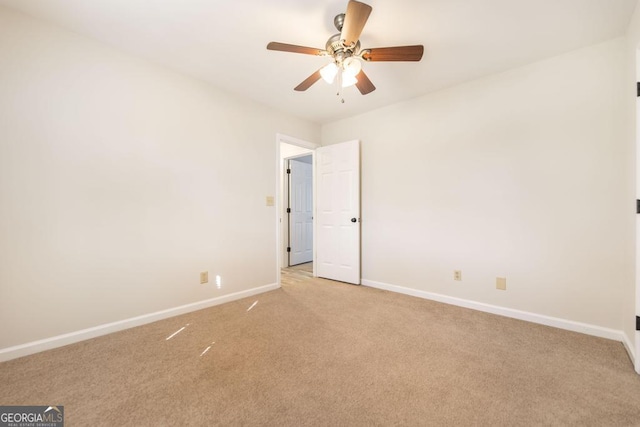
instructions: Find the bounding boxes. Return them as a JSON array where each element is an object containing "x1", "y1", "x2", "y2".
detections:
[
  {"x1": 266, "y1": 0, "x2": 424, "y2": 95},
  {"x1": 320, "y1": 62, "x2": 339, "y2": 84},
  {"x1": 341, "y1": 72, "x2": 358, "y2": 88},
  {"x1": 342, "y1": 57, "x2": 362, "y2": 77}
]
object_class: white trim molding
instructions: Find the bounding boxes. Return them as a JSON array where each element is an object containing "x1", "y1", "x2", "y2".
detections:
[
  {"x1": 622, "y1": 332, "x2": 636, "y2": 370},
  {"x1": 0, "y1": 283, "x2": 279, "y2": 362},
  {"x1": 276, "y1": 133, "x2": 319, "y2": 150},
  {"x1": 362, "y1": 279, "x2": 633, "y2": 359},
  {"x1": 636, "y1": 330, "x2": 640, "y2": 374}
]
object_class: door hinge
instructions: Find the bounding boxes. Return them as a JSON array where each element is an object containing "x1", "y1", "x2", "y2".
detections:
[
  {"x1": 287, "y1": 247, "x2": 291, "y2": 253},
  {"x1": 286, "y1": 168, "x2": 291, "y2": 174},
  {"x1": 637, "y1": 82, "x2": 639, "y2": 97},
  {"x1": 637, "y1": 200, "x2": 640, "y2": 214},
  {"x1": 286, "y1": 208, "x2": 291, "y2": 213},
  {"x1": 637, "y1": 316, "x2": 640, "y2": 331}
]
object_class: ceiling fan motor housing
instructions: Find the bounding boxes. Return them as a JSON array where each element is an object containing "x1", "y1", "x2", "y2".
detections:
[{"x1": 326, "y1": 33, "x2": 360, "y2": 64}]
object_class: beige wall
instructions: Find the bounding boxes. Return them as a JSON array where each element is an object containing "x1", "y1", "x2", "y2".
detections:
[
  {"x1": 323, "y1": 38, "x2": 633, "y2": 335},
  {"x1": 0, "y1": 6, "x2": 319, "y2": 349}
]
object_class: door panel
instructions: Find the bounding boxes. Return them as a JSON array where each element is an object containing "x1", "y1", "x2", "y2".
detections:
[
  {"x1": 289, "y1": 158, "x2": 313, "y2": 265},
  {"x1": 316, "y1": 140, "x2": 360, "y2": 284}
]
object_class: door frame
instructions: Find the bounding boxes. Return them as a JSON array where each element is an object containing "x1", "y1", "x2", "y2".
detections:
[
  {"x1": 275, "y1": 134, "x2": 318, "y2": 286},
  {"x1": 636, "y1": 47, "x2": 640, "y2": 375}
]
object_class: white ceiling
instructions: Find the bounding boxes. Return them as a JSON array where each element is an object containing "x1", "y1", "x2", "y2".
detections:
[{"x1": 0, "y1": 0, "x2": 636, "y2": 124}]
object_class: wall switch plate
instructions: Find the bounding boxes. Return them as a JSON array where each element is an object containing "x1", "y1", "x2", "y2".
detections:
[
  {"x1": 496, "y1": 277, "x2": 506, "y2": 290},
  {"x1": 200, "y1": 271, "x2": 208, "y2": 284},
  {"x1": 266, "y1": 196, "x2": 275, "y2": 206},
  {"x1": 454, "y1": 270, "x2": 462, "y2": 281}
]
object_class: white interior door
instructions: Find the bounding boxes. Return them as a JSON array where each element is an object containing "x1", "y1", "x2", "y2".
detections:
[
  {"x1": 289, "y1": 158, "x2": 313, "y2": 265},
  {"x1": 316, "y1": 140, "x2": 360, "y2": 284}
]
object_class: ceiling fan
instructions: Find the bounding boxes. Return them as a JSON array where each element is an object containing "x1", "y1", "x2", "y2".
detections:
[{"x1": 267, "y1": 0, "x2": 424, "y2": 96}]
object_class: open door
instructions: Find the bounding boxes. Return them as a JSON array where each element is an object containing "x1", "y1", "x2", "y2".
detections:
[
  {"x1": 288, "y1": 157, "x2": 313, "y2": 265},
  {"x1": 316, "y1": 140, "x2": 360, "y2": 284}
]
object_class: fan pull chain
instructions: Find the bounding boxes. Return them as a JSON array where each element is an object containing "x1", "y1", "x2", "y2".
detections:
[{"x1": 336, "y1": 69, "x2": 345, "y2": 103}]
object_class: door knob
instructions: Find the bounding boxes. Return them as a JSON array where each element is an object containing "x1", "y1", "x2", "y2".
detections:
[{"x1": 351, "y1": 218, "x2": 357, "y2": 223}]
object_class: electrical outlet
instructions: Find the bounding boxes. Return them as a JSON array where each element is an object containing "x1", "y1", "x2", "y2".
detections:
[
  {"x1": 200, "y1": 271, "x2": 209, "y2": 284},
  {"x1": 454, "y1": 270, "x2": 462, "y2": 281},
  {"x1": 496, "y1": 277, "x2": 506, "y2": 290}
]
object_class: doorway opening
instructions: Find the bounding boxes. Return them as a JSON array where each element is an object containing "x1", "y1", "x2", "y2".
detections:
[
  {"x1": 275, "y1": 135, "x2": 362, "y2": 287},
  {"x1": 286, "y1": 154, "x2": 313, "y2": 268},
  {"x1": 276, "y1": 134, "x2": 318, "y2": 286}
]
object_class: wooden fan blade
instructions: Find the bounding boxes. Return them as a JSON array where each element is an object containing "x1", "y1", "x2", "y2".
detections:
[
  {"x1": 355, "y1": 70, "x2": 375, "y2": 95},
  {"x1": 267, "y1": 42, "x2": 325, "y2": 56},
  {"x1": 294, "y1": 69, "x2": 323, "y2": 91},
  {"x1": 362, "y1": 45, "x2": 424, "y2": 62},
  {"x1": 340, "y1": 0, "x2": 372, "y2": 47}
]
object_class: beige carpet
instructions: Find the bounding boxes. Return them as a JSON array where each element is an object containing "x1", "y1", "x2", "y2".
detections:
[{"x1": 1, "y1": 268, "x2": 640, "y2": 426}]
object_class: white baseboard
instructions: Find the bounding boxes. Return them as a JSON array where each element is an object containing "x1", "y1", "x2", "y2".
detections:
[
  {"x1": 0, "y1": 283, "x2": 279, "y2": 362},
  {"x1": 362, "y1": 278, "x2": 629, "y2": 345}
]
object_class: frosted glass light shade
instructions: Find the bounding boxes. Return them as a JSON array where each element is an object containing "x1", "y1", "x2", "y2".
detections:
[
  {"x1": 343, "y1": 57, "x2": 362, "y2": 77},
  {"x1": 342, "y1": 72, "x2": 358, "y2": 88},
  {"x1": 320, "y1": 62, "x2": 338, "y2": 84}
]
